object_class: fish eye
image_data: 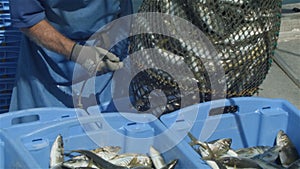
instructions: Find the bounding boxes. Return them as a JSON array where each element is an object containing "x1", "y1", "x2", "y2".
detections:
[{"x1": 223, "y1": 159, "x2": 229, "y2": 163}]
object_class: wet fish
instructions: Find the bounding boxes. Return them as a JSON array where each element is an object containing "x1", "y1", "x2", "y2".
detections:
[
  {"x1": 288, "y1": 159, "x2": 300, "y2": 169},
  {"x1": 71, "y1": 150, "x2": 127, "y2": 169},
  {"x1": 252, "y1": 146, "x2": 281, "y2": 163},
  {"x1": 62, "y1": 155, "x2": 96, "y2": 169},
  {"x1": 161, "y1": 159, "x2": 178, "y2": 169},
  {"x1": 149, "y1": 146, "x2": 178, "y2": 169},
  {"x1": 276, "y1": 130, "x2": 300, "y2": 167},
  {"x1": 63, "y1": 146, "x2": 122, "y2": 168},
  {"x1": 188, "y1": 132, "x2": 232, "y2": 158},
  {"x1": 252, "y1": 158, "x2": 283, "y2": 169},
  {"x1": 50, "y1": 134, "x2": 64, "y2": 168},
  {"x1": 109, "y1": 153, "x2": 152, "y2": 168},
  {"x1": 207, "y1": 138, "x2": 233, "y2": 157},
  {"x1": 187, "y1": 0, "x2": 226, "y2": 36},
  {"x1": 236, "y1": 146, "x2": 272, "y2": 159},
  {"x1": 50, "y1": 164, "x2": 72, "y2": 169},
  {"x1": 218, "y1": 156, "x2": 263, "y2": 169},
  {"x1": 92, "y1": 146, "x2": 121, "y2": 161},
  {"x1": 149, "y1": 146, "x2": 166, "y2": 169},
  {"x1": 205, "y1": 160, "x2": 227, "y2": 169}
]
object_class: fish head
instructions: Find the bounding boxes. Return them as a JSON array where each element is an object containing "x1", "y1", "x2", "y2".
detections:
[
  {"x1": 49, "y1": 134, "x2": 64, "y2": 168},
  {"x1": 276, "y1": 130, "x2": 290, "y2": 147},
  {"x1": 102, "y1": 146, "x2": 121, "y2": 153},
  {"x1": 212, "y1": 138, "x2": 232, "y2": 153},
  {"x1": 220, "y1": 138, "x2": 232, "y2": 148},
  {"x1": 57, "y1": 135, "x2": 64, "y2": 149}
]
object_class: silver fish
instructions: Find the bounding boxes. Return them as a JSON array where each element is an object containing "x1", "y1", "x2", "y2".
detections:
[
  {"x1": 149, "y1": 146, "x2": 178, "y2": 169},
  {"x1": 50, "y1": 163, "x2": 73, "y2": 169},
  {"x1": 63, "y1": 146, "x2": 121, "y2": 168},
  {"x1": 236, "y1": 146, "x2": 272, "y2": 159},
  {"x1": 276, "y1": 130, "x2": 300, "y2": 167},
  {"x1": 62, "y1": 155, "x2": 97, "y2": 169},
  {"x1": 149, "y1": 146, "x2": 165, "y2": 169},
  {"x1": 161, "y1": 159, "x2": 178, "y2": 169},
  {"x1": 188, "y1": 132, "x2": 232, "y2": 158},
  {"x1": 109, "y1": 153, "x2": 152, "y2": 168},
  {"x1": 187, "y1": 0, "x2": 226, "y2": 36},
  {"x1": 92, "y1": 146, "x2": 121, "y2": 161},
  {"x1": 252, "y1": 146, "x2": 281, "y2": 163},
  {"x1": 205, "y1": 160, "x2": 227, "y2": 169},
  {"x1": 218, "y1": 156, "x2": 263, "y2": 169},
  {"x1": 71, "y1": 150, "x2": 127, "y2": 169},
  {"x1": 50, "y1": 134, "x2": 64, "y2": 168},
  {"x1": 207, "y1": 138, "x2": 232, "y2": 157},
  {"x1": 288, "y1": 159, "x2": 300, "y2": 169},
  {"x1": 252, "y1": 158, "x2": 283, "y2": 169}
]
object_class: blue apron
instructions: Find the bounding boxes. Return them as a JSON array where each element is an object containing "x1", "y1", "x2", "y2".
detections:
[{"x1": 9, "y1": 0, "x2": 133, "y2": 111}]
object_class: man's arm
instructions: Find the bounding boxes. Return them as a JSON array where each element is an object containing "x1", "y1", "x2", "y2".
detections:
[
  {"x1": 20, "y1": 19, "x2": 123, "y2": 75},
  {"x1": 20, "y1": 19, "x2": 75, "y2": 59}
]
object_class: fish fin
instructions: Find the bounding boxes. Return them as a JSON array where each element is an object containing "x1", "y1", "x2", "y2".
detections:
[
  {"x1": 162, "y1": 159, "x2": 178, "y2": 169},
  {"x1": 87, "y1": 159, "x2": 93, "y2": 167},
  {"x1": 127, "y1": 155, "x2": 139, "y2": 168},
  {"x1": 205, "y1": 142, "x2": 216, "y2": 160},
  {"x1": 187, "y1": 132, "x2": 203, "y2": 147}
]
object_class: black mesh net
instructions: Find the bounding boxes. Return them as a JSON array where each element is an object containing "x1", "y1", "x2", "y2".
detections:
[{"x1": 128, "y1": 0, "x2": 282, "y2": 115}]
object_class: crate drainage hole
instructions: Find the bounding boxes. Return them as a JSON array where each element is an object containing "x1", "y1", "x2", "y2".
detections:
[
  {"x1": 32, "y1": 138, "x2": 43, "y2": 143},
  {"x1": 61, "y1": 115, "x2": 70, "y2": 118},
  {"x1": 11, "y1": 115, "x2": 40, "y2": 125},
  {"x1": 127, "y1": 122, "x2": 137, "y2": 126}
]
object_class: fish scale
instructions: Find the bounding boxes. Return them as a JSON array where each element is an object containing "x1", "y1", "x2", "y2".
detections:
[{"x1": 128, "y1": 0, "x2": 282, "y2": 115}]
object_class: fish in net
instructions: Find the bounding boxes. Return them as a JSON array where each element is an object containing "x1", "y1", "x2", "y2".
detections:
[{"x1": 128, "y1": 0, "x2": 282, "y2": 116}]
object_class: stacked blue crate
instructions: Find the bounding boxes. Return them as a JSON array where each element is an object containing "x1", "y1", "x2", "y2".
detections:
[{"x1": 0, "y1": 0, "x2": 22, "y2": 113}]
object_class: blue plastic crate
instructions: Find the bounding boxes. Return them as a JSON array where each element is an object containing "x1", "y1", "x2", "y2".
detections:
[
  {"x1": 0, "y1": 30, "x2": 22, "y2": 45},
  {"x1": 0, "y1": 108, "x2": 84, "y2": 168},
  {"x1": 0, "y1": 62, "x2": 17, "y2": 76},
  {"x1": 0, "y1": 107, "x2": 201, "y2": 169},
  {"x1": 0, "y1": 108, "x2": 83, "y2": 134},
  {"x1": 0, "y1": 77, "x2": 15, "y2": 92},
  {"x1": 0, "y1": 46, "x2": 20, "y2": 62},
  {"x1": 0, "y1": 13, "x2": 11, "y2": 28},
  {"x1": 0, "y1": 130, "x2": 40, "y2": 169},
  {"x1": 0, "y1": 46, "x2": 20, "y2": 52},
  {"x1": 0, "y1": 37, "x2": 21, "y2": 46},
  {"x1": 0, "y1": 93, "x2": 10, "y2": 113},
  {"x1": 0, "y1": 107, "x2": 8, "y2": 114},
  {"x1": 0, "y1": 0, "x2": 9, "y2": 11},
  {"x1": 160, "y1": 97, "x2": 300, "y2": 168},
  {"x1": 0, "y1": 29, "x2": 21, "y2": 35},
  {"x1": 0, "y1": 50, "x2": 19, "y2": 60},
  {"x1": 0, "y1": 93, "x2": 10, "y2": 105}
]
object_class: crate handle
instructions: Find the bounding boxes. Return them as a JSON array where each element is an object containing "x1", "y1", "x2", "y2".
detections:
[
  {"x1": 11, "y1": 115, "x2": 40, "y2": 125},
  {"x1": 208, "y1": 105, "x2": 239, "y2": 116}
]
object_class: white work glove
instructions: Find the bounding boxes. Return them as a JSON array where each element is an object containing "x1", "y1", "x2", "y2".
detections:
[{"x1": 70, "y1": 44, "x2": 124, "y2": 76}]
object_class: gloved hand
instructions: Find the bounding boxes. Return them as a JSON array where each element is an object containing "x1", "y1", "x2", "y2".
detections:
[{"x1": 70, "y1": 44, "x2": 123, "y2": 76}]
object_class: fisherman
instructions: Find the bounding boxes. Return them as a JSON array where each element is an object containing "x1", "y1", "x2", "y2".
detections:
[{"x1": 9, "y1": 0, "x2": 133, "y2": 111}]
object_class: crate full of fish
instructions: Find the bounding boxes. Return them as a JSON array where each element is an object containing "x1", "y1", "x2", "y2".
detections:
[
  {"x1": 0, "y1": 107, "x2": 202, "y2": 169},
  {"x1": 160, "y1": 97, "x2": 300, "y2": 168}
]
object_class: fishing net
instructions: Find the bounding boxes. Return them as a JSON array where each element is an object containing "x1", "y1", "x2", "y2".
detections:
[{"x1": 128, "y1": 0, "x2": 282, "y2": 115}]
